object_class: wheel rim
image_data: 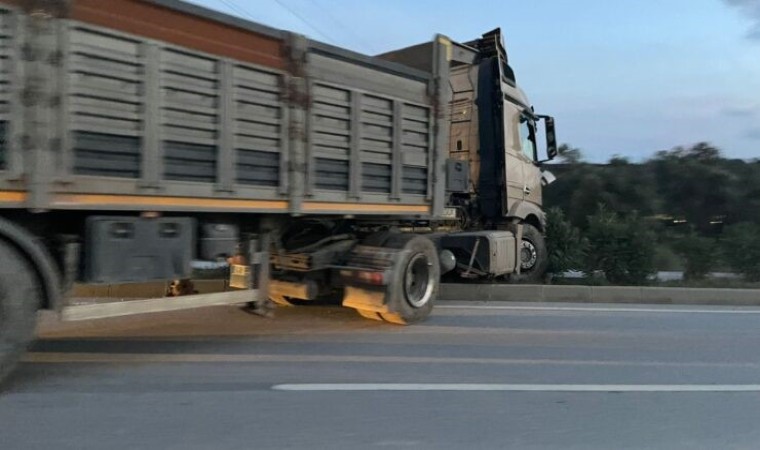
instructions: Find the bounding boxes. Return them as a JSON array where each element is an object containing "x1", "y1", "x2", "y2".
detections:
[
  {"x1": 520, "y1": 239, "x2": 538, "y2": 271},
  {"x1": 404, "y1": 253, "x2": 434, "y2": 308}
]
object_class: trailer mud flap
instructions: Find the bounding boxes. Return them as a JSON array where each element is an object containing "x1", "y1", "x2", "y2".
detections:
[
  {"x1": 342, "y1": 286, "x2": 392, "y2": 314},
  {"x1": 339, "y1": 245, "x2": 406, "y2": 314}
]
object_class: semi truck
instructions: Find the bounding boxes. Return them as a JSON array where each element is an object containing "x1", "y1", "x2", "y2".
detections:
[{"x1": 0, "y1": 0, "x2": 557, "y2": 383}]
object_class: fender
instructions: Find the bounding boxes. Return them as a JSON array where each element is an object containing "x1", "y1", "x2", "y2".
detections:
[
  {"x1": 0, "y1": 216, "x2": 62, "y2": 311},
  {"x1": 506, "y1": 200, "x2": 546, "y2": 231}
]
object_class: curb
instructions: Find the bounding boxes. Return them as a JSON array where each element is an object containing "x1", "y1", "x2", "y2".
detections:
[{"x1": 439, "y1": 284, "x2": 760, "y2": 306}]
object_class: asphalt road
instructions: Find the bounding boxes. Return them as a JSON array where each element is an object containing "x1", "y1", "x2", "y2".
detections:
[{"x1": 4, "y1": 301, "x2": 760, "y2": 449}]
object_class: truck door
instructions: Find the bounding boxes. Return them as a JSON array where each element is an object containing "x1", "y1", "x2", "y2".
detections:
[
  {"x1": 502, "y1": 102, "x2": 529, "y2": 213},
  {"x1": 516, "y1": 111, "x2": 542, "y2": 206}
]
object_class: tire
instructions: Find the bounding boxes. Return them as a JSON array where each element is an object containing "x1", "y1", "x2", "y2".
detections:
[
  {"x1": 0, "y1": 240, "x2": 42, "y2": 386},
  {"x1": 511, "y1": 223, "x2": 548, "y2": 283},
  {"x1": 380, "y1": 235, "x2": 440, "y2": 325}
]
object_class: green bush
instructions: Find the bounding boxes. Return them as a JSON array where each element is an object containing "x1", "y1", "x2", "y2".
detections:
[
  {"x1": 544, "y1": 207, "x2": 587, "y2": 276},
  {"x1": 721, "y1": 223, "x2": 760, "y2": 282},
  {"x1": 672, "y1": 231, "x2": 716, "y2": 281},
  {"x1": 584, "y1": 205, "x2": 656, "y2": 285},
  {"x1": 652, "y1": 242, "x2": 684, "y2": 272}
]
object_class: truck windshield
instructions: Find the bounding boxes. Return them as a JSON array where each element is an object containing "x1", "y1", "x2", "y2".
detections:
[{"x1": 518, "y1": 116, "x2": 537, "y2": 161}]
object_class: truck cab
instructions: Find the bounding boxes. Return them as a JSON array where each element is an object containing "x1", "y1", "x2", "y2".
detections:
[{"x1": 381, "y1": 29, "x2": 558, "y2": 280}]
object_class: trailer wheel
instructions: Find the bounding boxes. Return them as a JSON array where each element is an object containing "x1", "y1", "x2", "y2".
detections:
[
  {"x1": 0, "y1": 241, "x2": 42, "y2": 385},
  {"x1": 381, "y1": 235, "x2": 439, "y2": 325},
  {"x1": 510, "y1": 223, "x2": 548, "y2": 283}
]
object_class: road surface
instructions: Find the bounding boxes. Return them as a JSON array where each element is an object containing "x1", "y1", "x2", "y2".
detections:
[{"x1": 3, "y1": 301, "x2": 760, "y2": 449}]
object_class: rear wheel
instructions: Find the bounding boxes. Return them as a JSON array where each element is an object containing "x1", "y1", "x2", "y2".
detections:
[
  {"x1": 380, "y1": 235, "x2": 440, "y2": 325},
  {"x1": 0, "y1": 241, "x2": 42, "y2": 385}
]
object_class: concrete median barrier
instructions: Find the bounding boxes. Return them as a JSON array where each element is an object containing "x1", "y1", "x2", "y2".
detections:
[{"x1": 439, "y1": 284, "x2": 760, "y2": 306}]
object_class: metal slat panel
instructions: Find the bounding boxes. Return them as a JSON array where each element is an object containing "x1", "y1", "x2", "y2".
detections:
[
  {"x1": 163, "y1": 110, "x2": 217, "y2": 131},
  {"x1": 236, "y1": 89, "x2": 280, "y2": 106},
  {"x1": 236, "y1": 135, "x2": 280, "y2": 152},
  {"x1": 235, "y1": 65, "x2": 280, "y2": 88},
  {"x1": 71, "y1": 114, "x2": 142, "y2": 134},
  {"x1": 312, "y1": 133, "x2": 350, "y2": 147},
  {"x1": 0, "y1": 120, "x2": 6, "y2": 170},
  {"x1": 69, "y1": 27, "x2": 141, "y2": 57},
  {"x1": 69, "y1": 58, "x2": 142, "y2": 83},
  {"x1": 361, "y1": 114, "x2": 392, "y2": 127},
  {"x1": 70, "y1": 104, "x2": 141, "y2": 122},
  {"x1": 70, "y1": 96, "x2": 140, "y2": 114},
  {"x1": 311, "y1": 103, "x2": 350, "y2": 120},
  {"x1": 163, "y1": 49, "x2": 217, "y2": 77},
  {"x1": 402, "y1": 130, "x2": 429, "y2": 146},
  {"x1": 402, "y1": 166, "x2": 427, "y2": 195},
  {"x1": 361, "y1": 162, "x2": 391, "y2": 193},
  {"x1": 233, "y1": 60, "x2": 284, "y2": 191},
  {"x1": 0, "y1": 11, "x2": 9, "y2": 128},
  {"x1": 402, "y1": 152, "x2": 427, "y2": 167},
  {"x1": 163, "y1": 76, "x2": 218, "y2": 95},
  {"x1": 70, "y1": 74, "x2": 141, "y2": 98},
  {"x1": 67, "y1": 26, "x2": 144, "y2": 181},
  {"x1": 361, "y1": 125, "x2": 392, "y2": 142},
  {"x1": 314, "y1": 158, "x2": 349, "y2": 191},
  {"x1": 236, "y1": 124, "x2": 280, "y2": 140},
  {"x1": 359, "y1": 152, "x2": 391, "y2": 165},
  {"x1": 73, "y1": 132, "x2": 141, "y2": 178},
  {"x1": 362, "y1": 95, "x2": 393, "y2": 111},
  {"x1": 69, "y1": 45, "x2": 140, "y2": 66},
  {"x1": 313, "y1": 83, "x2": 350, "y2": 105},
  {"x1": 402, "y1": 120, "x2": 429, "y2": 134},
  {"x1": 313, "y1": 146, "x2": 349, "y2": 161},
  {"x1": 360, "y1": 139, "x2": 392, "y2": 153},
  {"x1": 164, "y1": 141, "x2": 217, "y2": 183},
  {"x1": 236, "y1": 149, "x2": 280, "y2": 187},
  {"x1": 237, "y1": 102, "x2": 281, "y2": 121},
  {"x1": 163, "y1": 88, "x2": 217, "y2": 108},
  {"x1": 162, "y1": 125, "x2": 216, "y2": 142}
]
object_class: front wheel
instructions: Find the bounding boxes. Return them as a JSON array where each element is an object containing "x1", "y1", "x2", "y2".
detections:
[
  {"x1": 0, "y1": 241, "x2": 42, "y2": 386},
  {"x1": 510, "y1": 223, "x2": 548, "y2": 283}
]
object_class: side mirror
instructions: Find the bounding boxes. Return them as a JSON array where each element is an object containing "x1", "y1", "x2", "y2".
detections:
[{"x1": 537, "y1": 115, "x2": 558, "y2": 161}]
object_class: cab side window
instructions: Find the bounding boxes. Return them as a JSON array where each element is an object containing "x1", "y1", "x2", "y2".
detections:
[{"x1": 518, "y1": 117, "x2": 536, "y2": 161}]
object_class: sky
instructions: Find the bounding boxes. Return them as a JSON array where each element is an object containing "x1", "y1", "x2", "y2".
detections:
[{"x1": 189, "y1": 0, "x2": 760, "y2": 162}]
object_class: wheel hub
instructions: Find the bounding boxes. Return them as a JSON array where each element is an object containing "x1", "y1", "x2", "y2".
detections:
[{"x1": 520, "y1": 240, "x2": 538, "y2": 271}]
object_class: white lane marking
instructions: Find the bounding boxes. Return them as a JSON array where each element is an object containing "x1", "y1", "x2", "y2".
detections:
[
  {"x1": 272, "y1": 383, "x2": 760, "y2": 392},
  {"x1": 437, "y1": 305, "x2": 760, "y2": 315}
]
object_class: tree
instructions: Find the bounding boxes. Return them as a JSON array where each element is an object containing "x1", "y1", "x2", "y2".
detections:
[
  {"x1": 584, "y1": 205, "x2": 656, "y2": 285},
  {"x1": 544, "y1": 207, "x2": 587, "y2": 277},
  {"x1": 672, "y1": 231, "x2": 716, "y2": 281},
  {"x1": 556, "y1": 144, "x2": 584, "y2": 164},
  {"x1": 721, "y1": 223, "x2": 760, "y2": 282},
  {"x1": 650, "y1": 143, "x2": 737, "y2": 232}
]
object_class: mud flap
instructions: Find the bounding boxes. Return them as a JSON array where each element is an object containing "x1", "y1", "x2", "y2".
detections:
[{"x1": 340, "y1": 245, "x2": 407, "y2": 317}]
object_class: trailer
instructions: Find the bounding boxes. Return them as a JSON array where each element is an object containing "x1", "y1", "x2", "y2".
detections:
[{"x1": 0, "y1": 0, "x2": 557, "y2": 383}]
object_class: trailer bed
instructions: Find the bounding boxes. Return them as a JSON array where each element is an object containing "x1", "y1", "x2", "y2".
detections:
[{"x1": 0, "y1": 0, "x2": 450, "y2": 217}]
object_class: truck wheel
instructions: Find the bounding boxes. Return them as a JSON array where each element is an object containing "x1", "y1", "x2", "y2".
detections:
[
  {"x1": 511, "y1": 223, "x2": 548, "y2": 283},
  {"x1": 381, "y1": 235, "x2": 439, "y2": 325},
  {"x1": 0, "y1": 241, "x2": 42, "y2": 385}
]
